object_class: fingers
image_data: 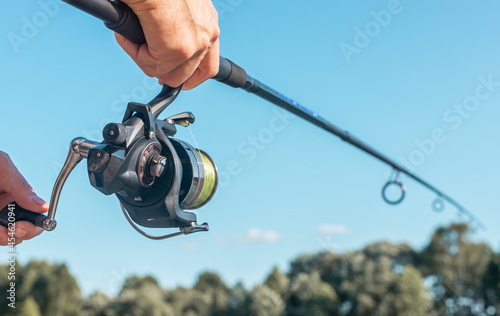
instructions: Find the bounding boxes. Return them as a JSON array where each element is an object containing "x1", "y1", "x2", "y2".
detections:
[
  {"x1": 158, "y1": 50, "x2": 207, "y2": 87},
  {"x1": 117, "y1": 31, "x2": 208, "y2": 88},
  {"x1": 115, "y1": 33, "x2": 187, "y2": 79},
  {"x1": 0, "y1": 151, "x2": 48, "y2": 214},
  {"x1": 0, "y1": 226, "x2": 8, "y2": 246},
  {"x1": 0, "y1": 222, "x2": 42, "y2": 246},
  {"x1": 14, "y1": 221, "x2": 44, "y2": 241},
  {"x1": 182, "y1": 38, "x2": 220, "y2": 90},
  {"x1": 114, "y1": 0, "x2": 220, "y2": 90}
]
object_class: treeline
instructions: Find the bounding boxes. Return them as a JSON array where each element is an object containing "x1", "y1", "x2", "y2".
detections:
[{"x1": 0, "y1": 223, "x2": 499, "y2": 316}]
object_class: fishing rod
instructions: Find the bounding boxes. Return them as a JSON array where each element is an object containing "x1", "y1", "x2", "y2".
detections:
[{"x1": 0, "y1": 0, "x2": 485, "y2": 236}]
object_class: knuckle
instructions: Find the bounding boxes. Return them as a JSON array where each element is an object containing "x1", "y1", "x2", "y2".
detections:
[
  {"x1": 174, "y1": 44, "x2": 196, "y2": 61},
  {"x1": 0, "y1": 151, "x2": 11, "y2": 167},
  {"x1": 197, "y1": 41, "x2": 210, "y2": 55},
  {"x1": 212, "y1": 25, "x2": 220, "y2": 42}
]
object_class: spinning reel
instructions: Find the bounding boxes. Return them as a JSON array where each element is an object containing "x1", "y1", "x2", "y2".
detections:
[{"x1": 0, "y1": 85, "x2": 218, "y2": 240}]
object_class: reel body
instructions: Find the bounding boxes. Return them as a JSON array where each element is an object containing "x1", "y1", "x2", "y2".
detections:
[{"x1": 44, "y1": 85, "x2": 218, "y2": 239}]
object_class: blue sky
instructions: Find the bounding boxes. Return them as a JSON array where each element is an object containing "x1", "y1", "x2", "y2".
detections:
[{"x1": 1, "y1": 0, "x2": 500, "y2": 295}]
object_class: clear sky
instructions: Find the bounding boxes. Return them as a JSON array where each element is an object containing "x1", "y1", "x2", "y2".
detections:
[{"x1": 1, "y1": 0, "x2": 500, "y2": 295}]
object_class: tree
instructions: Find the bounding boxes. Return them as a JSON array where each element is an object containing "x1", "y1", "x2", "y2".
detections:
[
  {"x1": 287, "y1": 271, "x2": 337, "y2": 316},
  {"x1": 481, "y1": 253, "x2": 500, "y2": 313},
  {"x1": 249, "y1": 285, "x2": 285, "y2": 316},
  {"x1": 192, "y1": 271, "x2": 231, "y2": 315},
  {"x1": 0, "y1": 260, "x2": 81, "y2": 316},
  {"x1": 110, "y1": 284, "x2": 174, "y2": 316},
  {"x1": 394, "y1": 266, "x2": 432, "y2": 316},
  {"x1": 375, "y1": 266, "x2": 432, "y2": 316},
  {"x1": 13, "y1": 296, "x2": 42, "y2": 316},
  {"x1": 264, "y1": 267, "x2": 289, "y2": 299},
  {"x1": 227, "y1": 282, "x2": 250, "y2": 316},
  {"x1": 167, "y1": 286, "x2": 213, "y2": 316},
  {"x1": 2, "y1": 221, "x2": 499, "y2": 316},
  {"x1": 80, "y1": 291, "x2": 110, "y2": 316},
  {"x1": 194, "y1": 271, "x2": 230, "y2": 294},
  {"x1": 119, "y1": 275, "x2": 160, "y2": 294},
  {"x1": 418, "y1": 223, "x2": 492, "y2": 314}
]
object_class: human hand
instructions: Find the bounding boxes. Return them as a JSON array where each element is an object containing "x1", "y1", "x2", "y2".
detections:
[
  {"x1": 116, "y1": 0, "x2": 220, "y2": 90},
  {"x1": 0, "y1": 151, "x2": 48, "y2": 246}
]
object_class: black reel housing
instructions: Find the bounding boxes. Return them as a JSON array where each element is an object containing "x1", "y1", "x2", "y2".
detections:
[{"x1": 86, "y1": 85, "x2": 217, "y2": 238}]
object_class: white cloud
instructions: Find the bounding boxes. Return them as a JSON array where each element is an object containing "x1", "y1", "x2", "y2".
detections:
[
  {"x1": 216, "y1": 228, "x2": 281, "y2": 244},
  {"x1": 182, "y1": 241, "x2": 199, "y2": 250},
  {"x1": 238, "y1": 228, "x2": 280, "y2": 243},
  {"x1": 317, "y1": 224, "x2": 349, "y2": 236}
]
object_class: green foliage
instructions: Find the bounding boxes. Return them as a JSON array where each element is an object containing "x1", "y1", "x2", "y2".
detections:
[
  {"x1": 287, "y1": 271, "x2": 337, "y2": 316},
  {"x1": 194, "y1": 271, "x2": 230, "y2": 294},
  {"x1": 264, "y1": 267, "x2": 289, "y2": 299},
  {"x1": 14, "y1": 296, "x2": 42, "y2": 316},
  {"x1": 80, "y1": 291, "x2": 110, "y2": 316},
  {"x1": 119, "y1": 275, "x2": 160, "y2": 294},
  {"x1": 249, "y1": 284, "x2": 285, "y2": 316},
  {"x1": 109, "y1": 284, "x2": 174, "y2": 316},
  {"x1": 1, "y1": 222, "x2": 498, "y2": 316},
  {"x1": 481, "y1": 253, "x2": 500, "y2": 311},
  {"x1": 375, "y1": 266, "x2": 433, "y2": 316},
  {"x1": 418, "y1": 223, "x2": 493, "y2": 314},
  {"x1": 0, "y1": 260, "x2": 81, "y2": 316},
  {"x1": 393, "y1": 266, "x2": 432, "y2": 316}
]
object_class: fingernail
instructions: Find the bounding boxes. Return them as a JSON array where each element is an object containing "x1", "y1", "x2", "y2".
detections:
[
  {"x1": 16, "y1": 228, "x2": 27, "y2": 238},
  {"x1": 31, "y1": 195, "x2": 47, "y2": 206}
]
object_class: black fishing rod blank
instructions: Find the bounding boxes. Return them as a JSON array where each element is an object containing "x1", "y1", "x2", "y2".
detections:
[{"x1": 60, "y1": 0, "x2": 485, "y2": 230}]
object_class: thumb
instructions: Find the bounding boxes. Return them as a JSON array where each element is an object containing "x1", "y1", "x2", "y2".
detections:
[
  {"x1": 115, "y1": 32, "x2": 142, "y2": 61},
  {"x1": 10, "y1": 186, "x2": 48, "y2": 214},
  {"x1": 0, "y1": 152, "x2": 48, "y2": 213}
]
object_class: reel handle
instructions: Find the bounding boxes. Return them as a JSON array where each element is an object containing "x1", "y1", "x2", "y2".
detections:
[
  {"x1": 0, "y1": 203, "x2": 47, "y2": 228},
  {"x1": 43, "y1": 138, "x2": 100, "y2": 231},
  {"x1": 0, "y1": 138, "x2": 99, "y2": 231},
  {"x1": 61, "y1": 0, "x2": 249, "y2": 88}
]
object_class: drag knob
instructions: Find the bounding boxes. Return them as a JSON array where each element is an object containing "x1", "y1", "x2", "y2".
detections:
[{"x1": 149, "y1": 155, "x2": 167, "y2": 178}]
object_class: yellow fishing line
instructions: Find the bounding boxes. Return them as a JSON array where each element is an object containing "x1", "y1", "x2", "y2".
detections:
[{"x1": 187, "y1": 125, "x2": 218, "y2": 209}]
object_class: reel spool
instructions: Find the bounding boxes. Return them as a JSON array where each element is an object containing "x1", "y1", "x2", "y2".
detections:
[
  {"x1": 2, "y1": 85, "x2": 218, "y2": 240},
  {"x1": 172, "y1": 139, "x2": 218, "y2": 210}
]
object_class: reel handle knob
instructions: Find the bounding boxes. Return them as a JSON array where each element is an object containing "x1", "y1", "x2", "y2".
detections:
[
  {"x1": 103, "y1": 123, "x2": 127, "y2": 145},
  {"x1": 0, "y1": 203, "x2": 48, "y2": 229}
]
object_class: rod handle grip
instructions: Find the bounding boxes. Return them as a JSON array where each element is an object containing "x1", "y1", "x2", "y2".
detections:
[
  {"x1": 0, "y1": 203, "x2": 47, "y2": 228},
  {"x1": 104, "y1": 0, "x2": 146, "y2": 44},
  {"x1": 213, "y1": 57, "x2": 248, "y2": 88}
]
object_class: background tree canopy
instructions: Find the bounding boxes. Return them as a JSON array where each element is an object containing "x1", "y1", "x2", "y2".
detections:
[{"x1": 0, "y1": 222, "x2": 498, "y2": 316}]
